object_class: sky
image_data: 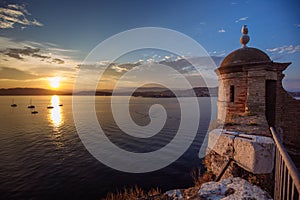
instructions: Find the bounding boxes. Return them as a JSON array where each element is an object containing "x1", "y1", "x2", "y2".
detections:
[{"x1": 0, "y1": 0, "x2": 299, "y2": 91}]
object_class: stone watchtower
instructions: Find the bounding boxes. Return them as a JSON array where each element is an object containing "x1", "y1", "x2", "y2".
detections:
[
  {"x1": 216, "y1": 25, "x2": 299, "y2": 144},
  {"x1": 206, "y1": 25, "x2": 300, "y2": 183}
]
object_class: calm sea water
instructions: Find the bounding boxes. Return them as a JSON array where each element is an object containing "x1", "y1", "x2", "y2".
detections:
[{"x1": 0, "y1": 96, "x2": 217, "y2": 200}]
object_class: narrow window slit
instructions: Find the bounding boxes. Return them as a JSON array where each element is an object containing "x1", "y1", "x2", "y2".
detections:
[{"x1": 230, "y1": 85, "x2": 235, "y2": 102}]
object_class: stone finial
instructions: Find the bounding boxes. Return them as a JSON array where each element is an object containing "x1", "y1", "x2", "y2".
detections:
[{"x1": 240, "y1": 25, "x2": 250, "y2": 47}]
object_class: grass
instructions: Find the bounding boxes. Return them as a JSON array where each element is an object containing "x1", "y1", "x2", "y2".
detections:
[
  {"x1": 103, "y1": 185, "x2": 162, "y2": 200},
  {"x1": 103, "y1": 167, "x2": 214, "y2": 200},
  {"x1": 190, "y1": 167, "x2": 214, "y2": 187}
]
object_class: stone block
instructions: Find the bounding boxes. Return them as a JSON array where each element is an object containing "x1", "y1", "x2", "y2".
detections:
[
  {"x1": 207, "y1": 129, "x2": 275, "y2": 174},
  {"x1": 234, "y1": 134, "x2": 275, "y2": 174},
  {"x1": 207, "y1": 129, "x2": 235, "y2": 156}
]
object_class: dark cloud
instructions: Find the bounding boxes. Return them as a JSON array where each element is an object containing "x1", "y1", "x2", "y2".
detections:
[
  {"x1": 0, "y1": 67, "x2": 39, "y2": 80},
  {"x1": 76, "y1": 57, "x2": 222, "y2": 76},
  {"x1": 159, "y1": 56, "x2": 223, "y2": 73},
  {"x1": 0, "y1": 46, "x2": 65, "y2": 64},
  {"x1": 77, "y1": 62, "x2": 140, "y2": 72},
  {"x1": 1, "y1": 46, "x2": 39, "y2": 60},
  {"x1": 51, "y1": 58, "x2": 64, "y2": 64},
  {"x1": 32, "y1": 53, "x2": 50, "y2": 59}
]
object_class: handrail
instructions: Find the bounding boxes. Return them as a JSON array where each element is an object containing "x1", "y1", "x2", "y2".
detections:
[{"x1": 270, "y1": 127, "x2": 300, "y2": 200}]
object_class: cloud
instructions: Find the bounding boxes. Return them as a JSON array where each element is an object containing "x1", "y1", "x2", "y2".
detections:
[
  {"x1": 294, "y1": 24, "x2": 300, "y2": 28},
  {"x1": 111, "y1": 65, "x2": 129, "y2": 73},
  {"x1": 218, "y1": 28, "x2": 226, "y2": 33},
  {"x1": 110, "y1": 62, "x2": 140, "y2": 73},
  {"x1": 164, "y1": 55, "x2": 171, "y2": 60},
  {"x1": 48, "y1": 47, "x2": 78, "y2": 53},
  {"x1": 209, "y1": 50, "x2": 226, "y2": 57},
  {"x1": 0, "y1": 46, "x2": 66, "y2": 64},
  {"x1": 266, "y1": 45, "x2": 300, "y2": 55},
  {"x1": 51, "y1": 58, "x2": 65, "y2": 64},
  {"x1": 0, "y1": 36, "x2": 79, "y2": 89},
  {"x1": 0, "y1": 4, "x2": 43, "y2": 29},
  {"x1": 159, "y1": 56, "x2": 221, "y2": 73},
  {"x1": 0, "y1": 67, "x2": 39, "y2": 80},
  {"x1": 266, "y1": 45, "x2": 300, "y2": 60},
  {"x1": 235, "y1": 16, "x2": 248, "y2": 23},
  {"x1": 1, "y1": 46, "x2": 40, "y2": 60},
  {"x1": 7, "y1": 4, "x2": 30, "y2": 15}
]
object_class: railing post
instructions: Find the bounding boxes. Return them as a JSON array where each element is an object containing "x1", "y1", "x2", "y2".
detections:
[{"x1": 270, "y1": 127, "x2": 300, "y2": 200}]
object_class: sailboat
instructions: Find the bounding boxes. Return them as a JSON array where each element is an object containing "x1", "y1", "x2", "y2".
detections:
[
  {"x1": 31, "y1": 110, "x2": 38, "y2": 114},
  {"x1": 27, "y1": 99, "x2": 35, "y2": 109},
  {"x1": 11, "y1": 99, "x2": 17, "y2": 107}
]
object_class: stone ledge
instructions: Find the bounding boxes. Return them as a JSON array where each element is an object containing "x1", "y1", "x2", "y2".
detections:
[
  {"x1": 207, "y1": 129, "x2": 275, "y2": 174},
  {"x1": 234, "y1": 134, "x2": 275, "y2": 174}
]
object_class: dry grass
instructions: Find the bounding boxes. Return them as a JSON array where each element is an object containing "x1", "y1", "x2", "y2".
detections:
[
  {"x1": 104, "y1": 168, "x2": 215, "y2": 200},
  {"x1": 190, "y1": 167, "x2": 214, "y2": 188},
  {"x1": 103, "y1": 185, "x2": 162, "y2": 200}
]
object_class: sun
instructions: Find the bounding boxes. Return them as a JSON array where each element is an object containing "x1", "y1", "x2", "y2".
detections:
[{"x1": 49, "y1": 77, "x2": 61, "y2": 89}]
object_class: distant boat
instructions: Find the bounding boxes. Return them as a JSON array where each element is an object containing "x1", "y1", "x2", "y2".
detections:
[
  {"x1": 31, "y1": 110, "x2": 38, "y2": 114},
  {"x1": 58, "y1": 104, "x2": 63, "y2": 106},
  {"x1": 47, "y1": 106, "x2": 54, "y2": 109},
  {"x1": 27, "y1": 99, "x2": 35, "y2": 109},
  {"x1": 11, "y1": 99, "x2": 17, "y2": 107}
]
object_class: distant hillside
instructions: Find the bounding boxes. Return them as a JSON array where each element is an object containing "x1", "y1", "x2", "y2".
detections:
[
  {"x1": 132, "y1": 87, "x2": 218, "y2": 97},
  {"x1": 1, "y1": 87, "x2": 298, "y2": 99},
  {"x1": 0, "y1": 88, "x2": 70, "y2": 95},
  {"x1": 0, "y1": 87, "x2": 218, "y2": 97}
]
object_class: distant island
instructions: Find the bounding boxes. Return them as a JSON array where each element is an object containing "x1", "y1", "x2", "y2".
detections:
[{"x1": 0, "y1": 87, "x2": 299, "y2": 98}]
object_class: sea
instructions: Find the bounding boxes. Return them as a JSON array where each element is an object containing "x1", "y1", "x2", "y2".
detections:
[{"x1": 0, "y1": 96, "x2": 217, "y2": 200}]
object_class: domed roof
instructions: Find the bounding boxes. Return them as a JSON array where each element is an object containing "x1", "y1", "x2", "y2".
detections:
[{"x1": 220, "y1": 47, "x2": 271, "y2": 68}]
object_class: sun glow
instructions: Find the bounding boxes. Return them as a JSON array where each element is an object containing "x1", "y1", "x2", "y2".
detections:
[{"x1": 49, "y1": 77, "x2": 61, "y2": 89}]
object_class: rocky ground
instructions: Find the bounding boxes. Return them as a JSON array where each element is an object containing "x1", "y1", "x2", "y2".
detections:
[
  {"x1": 165, "y1": 177, "x2": 272, "y2": 200},
  {"x1": 103, "y1": 177, "x2": 273, "y2": 200}
]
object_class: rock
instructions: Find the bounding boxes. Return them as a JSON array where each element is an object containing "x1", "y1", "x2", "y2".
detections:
[
  {"x1": 165, "y1": 189, "x2": 183, "y2": 200},
  {"x1": 198, "y1": 177, "x2": 273, "y2": 200}
]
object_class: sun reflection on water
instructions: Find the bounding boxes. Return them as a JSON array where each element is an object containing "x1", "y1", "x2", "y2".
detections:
[{"x1": 49, "y1": 95, "x2": 63, "y2": 127}]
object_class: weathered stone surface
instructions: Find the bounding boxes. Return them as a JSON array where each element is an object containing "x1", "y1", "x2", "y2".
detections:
[
  {"x1": 199, "y1": 177, "x2": 273, "y2": 200},
  {"x1": 234, "y1": 134, "x2": 275, "y2": 174},
  {"x1": 207, "y1": 129, "x2": 235, "y2": 157},
  {"x1": 207, "y1": 129, "x2": 275, "y2": 174},
  {"x1": 165, "y1": 189, "x2": 183, "y2": 200}
]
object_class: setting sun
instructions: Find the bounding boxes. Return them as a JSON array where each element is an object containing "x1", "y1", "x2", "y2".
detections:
[{"x1": 49, "y1": 77, "x2": 61, "y2": 89}]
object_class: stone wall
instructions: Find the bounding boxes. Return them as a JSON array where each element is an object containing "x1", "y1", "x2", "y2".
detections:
[
  {"x1": 275, "y1": 72, "x2": 300, "y2": 155},
  {"x1": 246, "y1": 69, "x2": 269, "y2": 114},
  {"x1": 217, "y1": 71, "x2": 248, "y2": 122}
]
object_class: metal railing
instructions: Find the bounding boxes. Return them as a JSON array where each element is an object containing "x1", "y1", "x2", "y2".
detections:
[{"x1": 270, "y1": 127, "x2": 300, "y2": 200}]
